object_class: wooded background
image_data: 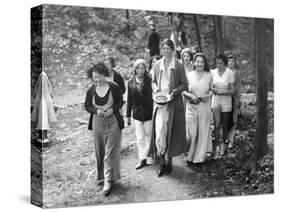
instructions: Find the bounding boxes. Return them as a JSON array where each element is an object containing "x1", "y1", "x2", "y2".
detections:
[
  {"x1": 31, "y1": 5, "x2": 273, "y2": 93},
  {"x1": 30, "y1": 5, "x2": 274, "y2": 204}
]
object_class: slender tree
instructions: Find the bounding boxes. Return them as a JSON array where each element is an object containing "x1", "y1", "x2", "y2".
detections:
[
  {"x1": 254, "y1": 18, "x2": 268, "y2": 161},
  {"x1": 251, "y1": 19, "x2": 257, "y2": 73},
  {"x1": 222, "y1": 16, "x2": 230, "y2": 40},
  {"x1": 193, "y1": 14, "x2": 202, "y2": 52},
  {"x1": 213, "y1": 16, "x2": 218, "y2": 56},
  {"x1": 125, "y1": 9, "x2": 130, "y2": 32},
  {"x1": 213, "y1": 16, "x2": 224, "y2": 54}
]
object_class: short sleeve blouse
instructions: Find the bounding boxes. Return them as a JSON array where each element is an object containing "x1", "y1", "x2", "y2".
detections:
[{"x1": 211, "y1": 68, "x2": 234, "y2": 90}]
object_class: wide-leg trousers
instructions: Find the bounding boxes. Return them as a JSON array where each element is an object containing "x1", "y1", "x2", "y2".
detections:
[
  {"x1": 134, "y1": 119, "x2": 152, "y2": 160},
  {"x1": 92, "y1": 114, "x2": 121, "y2": 182}
]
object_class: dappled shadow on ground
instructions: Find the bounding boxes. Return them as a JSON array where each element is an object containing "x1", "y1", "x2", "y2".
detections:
[{"x1": 31, "y1": 101, "x2": 274, "y2": 208}]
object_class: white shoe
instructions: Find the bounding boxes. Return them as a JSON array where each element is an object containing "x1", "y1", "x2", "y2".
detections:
[
  {"x1": 102, "y1": 181, "x2": 111, "y2": 196},
  {"x1": 220, "y1": 143, "x2": 226, "y2": 156},
  {"x1": 206, "y1": 152, "x2": 212, "y2": 157},
  {"x1": 146, "y1": 157, "x2": 154, "y2": 165},
  {"x1": 42, "y1": 138, "x2": 50, "y2": 143},
  {"x1": 214, "y1": 146, "x2": 221, "y2": 160},
  {"x1": 228, "y1": 140, "x2": 234, "y2": 149}
]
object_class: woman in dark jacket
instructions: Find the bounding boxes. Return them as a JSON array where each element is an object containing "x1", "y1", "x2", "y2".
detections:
[
  {"x1": 148, "y1": 24, "x2": 161, "y2": 57},
  {"x1": 85, "y1": 62, "x2": 124, "y2": 196},
  {"x1": 105, "y1": 57, "x2": 126, "y2": 95},
  {"x1": 127, "y1": 59, "x2": 153, "y2": 170}
]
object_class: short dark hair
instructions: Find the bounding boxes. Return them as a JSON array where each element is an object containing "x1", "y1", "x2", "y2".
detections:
[
  {"x1": 215, "y1": 54, "x2": 228, "y2": 65},
  {"x1": 181, "y1": 49, "x2": 193, "y2": 62},
  {"x1": 193, "y1": 52, "x2": 210, "y2": 72},
  {"x1": 87, "y1": 62, "x2": 109, "y2": 79},
  {"x1": 105, "y1": 57, "x2": 116, "y2": 68},
  {"x1": 228, "y1": 54, "x2": 240, "y2": 69},
  {"x1": 160, "y1": 39, "x2": 175, "y2": 51}
]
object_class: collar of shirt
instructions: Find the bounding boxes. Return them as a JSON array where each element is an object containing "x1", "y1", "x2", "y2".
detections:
[{"x1": 160, "y1": 56, "x2": 176, "y2": 72}]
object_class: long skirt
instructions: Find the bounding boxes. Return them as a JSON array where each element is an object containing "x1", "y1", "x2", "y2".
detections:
[{"x1": 92, "y1": 114, "x2": 121, "y2": 182}]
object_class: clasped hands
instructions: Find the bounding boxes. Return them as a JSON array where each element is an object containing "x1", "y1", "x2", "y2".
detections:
[
  {"x1": 97, "y1": 108, "x2": 114, "y2": 118},
  {"x1": 183, "y1": 92, "x2": 210, "y2": 104}
]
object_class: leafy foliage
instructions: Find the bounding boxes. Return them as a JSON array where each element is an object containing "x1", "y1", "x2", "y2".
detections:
[{"x1": 192, "y1": 102, "x2": 274, "y2": 198}]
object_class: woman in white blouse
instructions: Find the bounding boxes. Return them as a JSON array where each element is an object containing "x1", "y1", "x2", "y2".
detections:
[{"x1": 211, "y1": 54, "x2": 235, "y2": 159}]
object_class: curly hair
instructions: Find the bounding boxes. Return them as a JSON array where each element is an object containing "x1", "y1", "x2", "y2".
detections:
[
  {"x1": 87, "y1": 62, "x2": 109, "y2": 79},
  {"x1": 215, "y1": 54, "x2": 228, "y2": 65}
]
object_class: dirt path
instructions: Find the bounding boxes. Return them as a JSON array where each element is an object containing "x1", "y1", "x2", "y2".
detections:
[{"x1": 31, "y1": 104, "x2": 206, "y2": 208}]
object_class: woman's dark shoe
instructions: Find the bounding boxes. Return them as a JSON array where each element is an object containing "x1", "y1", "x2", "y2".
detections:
[
  {"x1": 186, "y1": 160, "x2": 193, "y2": 167},
  {"x1": 164, "y1": 163, "x2": 173, "y2": 175},
  {"x1": 96, "y1": 180, "x2": 104, "y2": 186},
  {"x1": 157, "y1": 164, "x2": 166, "y2": 177},
  {"x1": 135, "y1": 159, "x2": 147, "y2": 170}
]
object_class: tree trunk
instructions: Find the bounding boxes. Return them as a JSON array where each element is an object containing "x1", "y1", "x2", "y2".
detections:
[
  {"x1": 193, "y1": 14, "x2": 202, "y2": 52},
  {"x1": 213, "y1": 16, "x2": 218, "y2": 56},
  {"x1": 251, "y1": 19, "x2": 256, "y2": 73},
  {"x1": 223, "y1": 16, "x2": 230, "y2": 40},
  {"x1": 214, "y1": 16, "x2": 224, "y2": 54},
  {"x1": 254, "y1": 18, "x2": 268, "y2": 162},
  {"x1": 125, "y1": 10, "x2": 130, "y2": 32}
]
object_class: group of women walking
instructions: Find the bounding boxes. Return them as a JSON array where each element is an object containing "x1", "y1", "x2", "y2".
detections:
[{"x1": 84, "y1": 38, "x2": 241, "y2": 196}]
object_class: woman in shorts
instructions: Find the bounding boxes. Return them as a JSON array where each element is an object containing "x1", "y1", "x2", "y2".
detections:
[{"x1": 211, "y1": 54, "x2": 234, "y2": 159}]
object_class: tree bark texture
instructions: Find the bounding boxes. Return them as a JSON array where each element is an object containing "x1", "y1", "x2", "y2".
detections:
[
  {"x1": 254, "y1": 18, "x2": 268, "y2": 161},
  {"x1": 193, "y1": 14, "x2": 202, "y2": 52},
  {"x1": 214, "y1": 16, "x2": 224, "y2": 54}
]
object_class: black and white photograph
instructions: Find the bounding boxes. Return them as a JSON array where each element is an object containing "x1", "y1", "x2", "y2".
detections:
[
  {"x1": 0, "y1": 0, "x2": 279, "y2": 211},
  {"x1": 30, "y1": 3, "x2": 274, "y2": 208}
]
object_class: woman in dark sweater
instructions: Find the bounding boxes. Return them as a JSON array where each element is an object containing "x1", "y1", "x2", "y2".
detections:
[
  {"x1": 148, "y1": 25, "x2": 160, "y2": 57},
  {"x1": 85, "y1": 62, "x2": 124, "y2": 196},
  {"x1": 126, "y1": 59, "x2": 153, "y2": 170},
  {"x1": 104, "y1": 57, "x2": 126, "y2": 95}
]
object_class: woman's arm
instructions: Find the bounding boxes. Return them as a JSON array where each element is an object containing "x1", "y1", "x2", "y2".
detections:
[
  {"x1": 84, "y1": 87, "x2": 98, "y2": 114},
  {"x1": 213, "y1": 70, "x2": 235, "y2": 95},
  {"x1": 182, "y1": 90, "x2": 200, "y2": 104},
  {"x1": 207, "y1": 77, "x2": 214, "y2": 97},
  {"x1": 213, "y1": 83, "x2": 234, "y2": 95},
  {"x1": 111, "y1": 84, "x2": 124, "y2": 112},
  {"x1": 116, "y1": 72, "x2": 126, "y2": 95},
  {"x1": 126, "y1": 81, "x2": 133, "y2": 118}
]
